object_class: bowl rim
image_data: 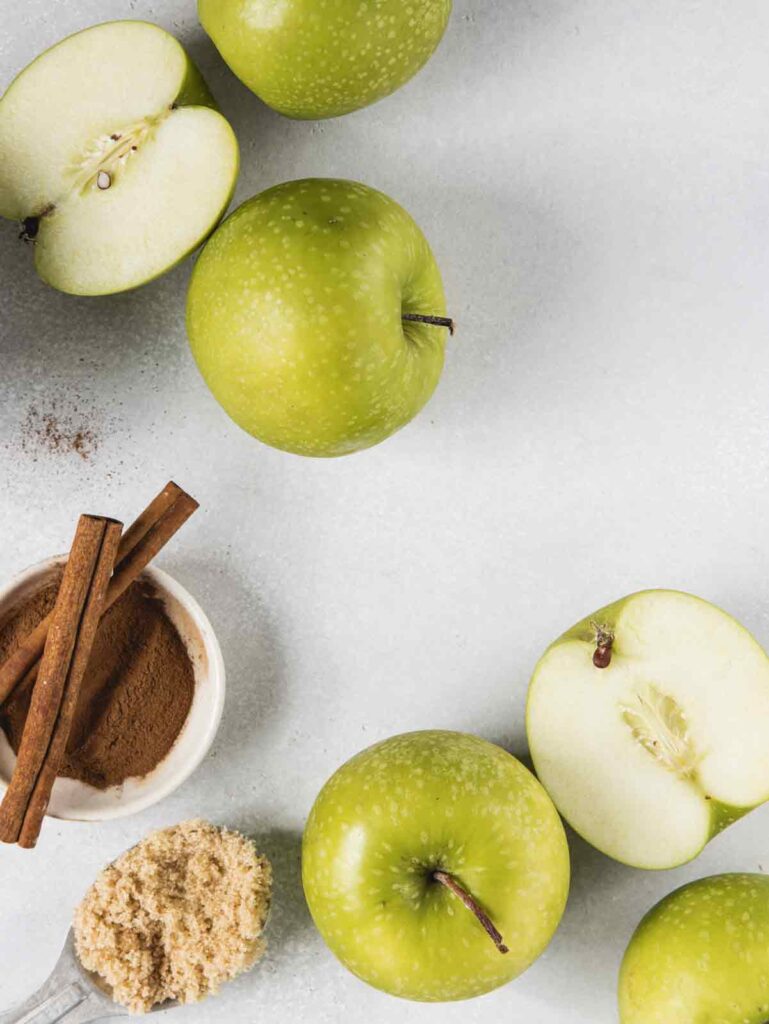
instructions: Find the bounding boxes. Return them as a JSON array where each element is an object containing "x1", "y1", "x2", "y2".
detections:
[{"x1": 0, "y1": 555, "x2": 226, "y2": 822}]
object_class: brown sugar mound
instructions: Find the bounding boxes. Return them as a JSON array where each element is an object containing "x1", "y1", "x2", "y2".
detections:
[{"x1": 73, "y1": 820, "x2": 272, "y2": 1014}]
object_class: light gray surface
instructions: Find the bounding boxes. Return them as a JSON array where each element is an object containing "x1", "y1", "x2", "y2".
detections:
[{"x1": 1, "y1": 1, "x2": 769, "y2": 1021}]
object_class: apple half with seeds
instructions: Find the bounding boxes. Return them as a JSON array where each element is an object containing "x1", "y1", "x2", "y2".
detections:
[
  {"x1": 0, "y1": 21, "x2": 239, "y2": 295},
  {"x1": 526, "y1": 589, "x2": 769, "y2": 869}
]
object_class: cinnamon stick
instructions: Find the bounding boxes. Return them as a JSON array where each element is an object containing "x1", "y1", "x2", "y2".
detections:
[
  {"x1": 17, "y1": 519, "x2": 122, "y2": 848},
  {"x1": 0, "y1": 516, "x2": 122, "y2": 845},
  {"x1": 0, "y1": 482, "x2": 197, "y2": 708},
  {"x1": 106, "y1": 485, "x2": 198, "y2": 610},
  {"x1": 114, "y1": 481, "x2": 186, "y2": 568}
]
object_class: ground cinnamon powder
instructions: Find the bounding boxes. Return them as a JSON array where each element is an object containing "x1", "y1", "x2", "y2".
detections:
[{"x1": 0, "y1": 575, "x2": 195, "y2": 789}]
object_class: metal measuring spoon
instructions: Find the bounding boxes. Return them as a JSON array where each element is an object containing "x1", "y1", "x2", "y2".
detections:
[{"x1": 0, "y1": 930, "x2": 175, "y2": 1022}]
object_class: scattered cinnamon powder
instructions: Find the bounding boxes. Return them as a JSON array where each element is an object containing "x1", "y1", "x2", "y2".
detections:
[
  {"x1": 0, "y1": 573, "x2": 195, "y2": 788},
  {"x1": 18, "y1": 404, "x2": 98, "y2": 461},
  {"x1": 74, "y1": 820, "x2": 272, "y2": 1014}
]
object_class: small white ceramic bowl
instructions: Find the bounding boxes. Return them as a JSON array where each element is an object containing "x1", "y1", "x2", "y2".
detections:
[{"x1": 0, "y1": 556, "x2": 225, "y2": 821}]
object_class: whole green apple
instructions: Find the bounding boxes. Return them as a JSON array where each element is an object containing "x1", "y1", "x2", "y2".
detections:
[
  {"x1": 198, "y1": 0, "x2": 452, "y2": 120},
  {"x1": 0, "y1": 21, "x2": 238, "y2": 295},
  {"x1": 526, "y1": 589, "x2": 769, "y2": 869},
  {"x1": 619, "y1": 874, "x2": 769, "y2": 1022},
  {"x1": 187, "y1": 178, "x2": 451, "y2": 457},
  {"x1": 302, "y1": 731, "x2": 570, "y2": 1001}
]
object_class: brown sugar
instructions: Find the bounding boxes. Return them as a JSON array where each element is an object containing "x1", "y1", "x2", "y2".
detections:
[
  {"x1": 74, "y1": 820, "x2": 272, "y2": 1014},
  {"x1": 0, "y1": 573, "x2": 195, "y2": 788}
]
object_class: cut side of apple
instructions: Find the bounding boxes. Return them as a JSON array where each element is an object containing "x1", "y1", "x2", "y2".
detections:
[
  {"x1": 526, "y1": 590, "x2": 769, "y2": 869},
  {"x1": 0, "y1": 21, "x2": 238, "y2": 295}
]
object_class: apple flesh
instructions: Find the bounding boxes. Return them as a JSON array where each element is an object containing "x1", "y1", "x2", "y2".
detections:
[
  {"x1": 187, "y1": 178, "x2": 450, "y2": 457},
  {"x1": 619, "y1": 873, "x2": 769, "y2": 1022},
  {"x1": 198, "y1": 0, "x2": 452, "y2": 120},
  {"x1": 0, "y1": 21, "x2": 239, "y2": 295},
  {"x1": 302, "y1": 731, "x2": 570, "y2": 1001},
  {"x1": 526, "y1": 589, "x2": 769, "y2": 869}
]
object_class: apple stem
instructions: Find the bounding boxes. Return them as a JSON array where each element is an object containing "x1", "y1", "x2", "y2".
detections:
[
  {"x1": 593, "y1": 644, "x2": 612, "y2": 668},
  {"x1": 592, "y1": 627, "x2": 614, "y2": 669},
  {"x1": 402, "y1": 314, "x2": 456, "y2": 336},
  {"x1": 432, "y1": 870, "x2": 509, "y2": 954}
]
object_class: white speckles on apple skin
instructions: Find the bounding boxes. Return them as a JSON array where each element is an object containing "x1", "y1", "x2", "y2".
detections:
[
  {"x1": 302, "y1": 730, "x2": 570, "y2": 1001},
  {"x1": 619, "y1": 874, "x2": 769, "y2": 1024},
  {"x1": 199, "y1": 0, "x2": 452, "y2": 120},
  {"x1": 187, "y1": 178, "x2": 448, "y2": 457}
]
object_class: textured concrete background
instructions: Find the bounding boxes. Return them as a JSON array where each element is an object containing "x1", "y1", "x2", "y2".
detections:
[{"x1": 2, "y1": 1, "x2": 769, "y2": 1021}]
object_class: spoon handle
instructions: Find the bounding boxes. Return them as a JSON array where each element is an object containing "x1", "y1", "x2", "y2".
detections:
[
  {"x1": 0, "y1": 980, "x2": 97, "y2": 1024},
  {"x1": 0, "y1": 934, "x2": 119, "y2": 1024}
]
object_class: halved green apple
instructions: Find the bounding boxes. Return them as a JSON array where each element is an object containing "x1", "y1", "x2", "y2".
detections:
[
  {"x1": 526, "y1": 590, "x2": 769, "y2": 869},
  {"x1": 0, "y1": 21, "x2": 239, "y2": 295}
]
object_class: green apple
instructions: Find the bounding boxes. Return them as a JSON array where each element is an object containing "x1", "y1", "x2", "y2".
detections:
[
  {"x1": 619, "y1": 873, "x2": 769, "y2": 1022},
  {"x1": 198, "y1": 0, "x2": 452, "y2": 120},
  {"x1": 526, "y1": 589, "x2": 769, "y2": 870},
  {"x1": 302, "y1": 730, "x2": 570, "y2": 1001},
  {"x1": 0, "y1": 21, "x2": 239, "y2": 295},
  {"x1": 187, "y1": 178, "x2": 451, "y2": 457}
]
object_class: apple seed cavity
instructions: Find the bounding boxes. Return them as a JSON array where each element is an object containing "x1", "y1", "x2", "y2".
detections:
[
  {"x1": 17, "y1": 114, "x2": 166, "y2": 236},
  {"x1": 68, "y1": 111, "x2": 170, "y2": 201},
  {"x1": 621, "y1": 685, "x2": 699, "y2": 781}
]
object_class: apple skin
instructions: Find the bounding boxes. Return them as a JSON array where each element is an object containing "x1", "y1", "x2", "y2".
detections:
[
  {"x1": 619, "y1": 874, "x2": 769, "y2": 1023},
  {"x1": 198, "y1": 0, "x2": 452, "y2": 120},
  {"x1": 187, "y1": 178, "x2": 448, "y2": 457},
  {"x1": 302, "y1": 731, "x2": 570, "y2": 1001}
]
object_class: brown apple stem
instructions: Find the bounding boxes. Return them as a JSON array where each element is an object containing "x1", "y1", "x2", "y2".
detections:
[
  {"x1": 593, "y1": 644, "x2": 612, "y2": 668},
  {"x1": 402, "y1": 313, "x2": 456, "y2": 336},
  {"x1": 592, "y1": 626, "x2": 614, "y2": 669},
  {"x1": 432, "y1": 870, "x2": 509, "y2": 954}
]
